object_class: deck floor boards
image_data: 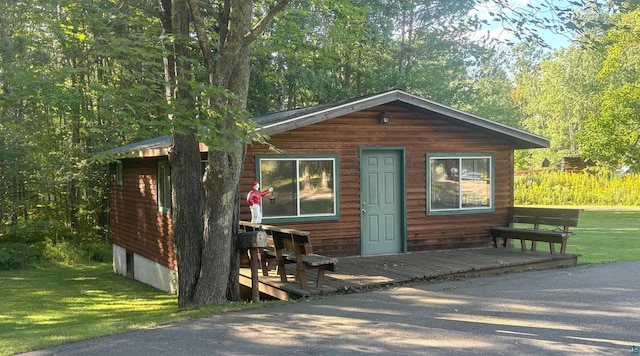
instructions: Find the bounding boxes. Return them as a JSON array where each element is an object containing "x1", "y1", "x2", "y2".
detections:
[{"x1": 239, "y1": 247, "x2": 579, "y2": 300}]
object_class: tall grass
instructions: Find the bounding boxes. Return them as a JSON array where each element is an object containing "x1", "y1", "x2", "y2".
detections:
[{"x1": 515, "y1": 172, "x2": 640, "y2": 206}]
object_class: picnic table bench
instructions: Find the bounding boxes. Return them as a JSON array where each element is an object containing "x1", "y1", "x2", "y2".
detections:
[
  {"x1": 490, "y1": 207, "x2": 580, "y2": 254},
  {"x1": 239, "y1": 221, "x2": 337, "y2": 289}
]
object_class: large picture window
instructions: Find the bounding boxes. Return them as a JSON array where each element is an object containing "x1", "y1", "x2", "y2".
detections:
[
  {"x1": 427, "y1": 154, "x2": 493, "y2": 214},
  {"x1": 257, "y1": 155, "x2": 338, "y2": 221},
  {"x1": 158, "y1": 160, "x2": 171, "y2": 213}
]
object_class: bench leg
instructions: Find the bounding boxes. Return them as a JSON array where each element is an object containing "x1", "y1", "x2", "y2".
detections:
[
  {"x1": 277, "y1": 259, "x2": 288, "y2": 282},
  {"x1": 520, "y1": 239, "x2": 527, "y2": 251},
  {"x1": 297, "y1": 268, "x2": 309, "y2": 289},
  {"x1": 249, "y1": 248, "x2": 260, "y2": 302},
  {"x1": 549, "y1": 242, "x2": 556, "y2": 254},
  {"x1": 492, "y1": 237, "x2": 509, "y2": 248},
  {"x1": 560, "y1": 239, "x2": 567, "y2": 254},
  {"x1": 260, "y1": 254, "x2": 269, "y2": 277},
  {"x1": 531, "y1": 241, "x2": 537, "y2": 252},
  {"x1": 316, "y1": 267, "x2": 326, "y2": 288}
]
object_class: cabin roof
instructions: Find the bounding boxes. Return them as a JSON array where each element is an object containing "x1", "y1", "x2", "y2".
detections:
[
  {"x1": 105, "y1": 89, "x2": 548, "y2": 158},
  {"x1": 253, "y1": 90, "x2": 548, "y2": 148}
]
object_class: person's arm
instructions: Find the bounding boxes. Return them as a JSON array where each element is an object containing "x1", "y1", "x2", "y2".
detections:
[{"x1": 260, "y1": 187, "x2": 273, "y2": 197}]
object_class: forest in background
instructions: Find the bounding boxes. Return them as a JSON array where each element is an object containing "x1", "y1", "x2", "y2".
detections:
[{"x1": 1, "y1": 0, "x2": 639, "y2": 245}]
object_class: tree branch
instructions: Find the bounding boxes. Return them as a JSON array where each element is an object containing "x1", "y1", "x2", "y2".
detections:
[
  {"x1": 244, "y1": 0, "x2": 290, "y2": 45},
  {"x1": 186, "y1": 0, "x2": 216, "y2": 75}
]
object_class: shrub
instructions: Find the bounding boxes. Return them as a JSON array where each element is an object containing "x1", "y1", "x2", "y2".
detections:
[
  {"x1": 515, "y1": 172, "x2": 640, "y2": 206},
  {"x1": 0, "y1": 249, "x2": 22, "y2": 270},
  {"x1": 0, "y1": 242, "x2": 43, "y2": 270},
  {"x1": 0, "y1": 220, "x2": 111, "y2": 269},
  {"x1": 3, "y1": 220, "x2": 52, "y2": 244},
  {"x1": 82, "y1": 242, "x2": 113, "y2": 263},
  {"x1": 42, "y1": 239, "x2": 112, "y2": 265}
]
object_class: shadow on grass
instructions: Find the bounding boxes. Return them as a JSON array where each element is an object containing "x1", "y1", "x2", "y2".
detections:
[{"x1": 0, "y1": 264, "x2": 263, "y2": 355}]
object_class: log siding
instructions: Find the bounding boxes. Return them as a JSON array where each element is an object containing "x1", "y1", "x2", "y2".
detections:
[
  {"x1": 111, "y1": 102, "x2": 519, "y2": 270},
  {"x1": 110, "y1": 158, "x2": 177, "y2": 270},
  {"x1": 241, "y1": 105, "x2": 514, "y2": 257}
]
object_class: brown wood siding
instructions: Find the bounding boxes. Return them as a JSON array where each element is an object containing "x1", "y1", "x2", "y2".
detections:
[
  {"x1": 109, "y1": 103, "x2": 518, "y2": 265},
  {"x1": 110, "y1": 158, "x2": 176, "y2": 270},
  {"x1": 242, "y1": 104, "x2": 515, "y2": 257}
]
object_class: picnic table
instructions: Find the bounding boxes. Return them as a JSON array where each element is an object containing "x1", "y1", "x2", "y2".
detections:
[{"x1": 239, "y1": 221, "x2": 337, "y2": 289}]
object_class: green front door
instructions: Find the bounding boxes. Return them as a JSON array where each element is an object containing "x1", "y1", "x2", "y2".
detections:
[{"x1": 360, "y1": 149, "x2": 404, "y2": 255}]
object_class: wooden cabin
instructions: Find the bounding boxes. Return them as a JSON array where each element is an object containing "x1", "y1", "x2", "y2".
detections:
[{"x1": 107, "y1": 90, "x2": 548, "y2": 292}]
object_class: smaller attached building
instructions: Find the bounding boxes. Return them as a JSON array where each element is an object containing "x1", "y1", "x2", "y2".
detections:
[{"x1": 107, "y1": 90, "x2": 548, "y2": 292}]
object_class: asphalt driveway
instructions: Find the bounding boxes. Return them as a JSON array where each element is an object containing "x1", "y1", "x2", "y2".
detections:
[{"x1": 21, "y1": 261, "x2": 640, "y2": 356}]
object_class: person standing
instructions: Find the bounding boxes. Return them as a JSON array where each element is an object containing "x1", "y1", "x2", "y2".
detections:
[{"x1": 246, "y1": 180, "x2": 273, "y2": 223}]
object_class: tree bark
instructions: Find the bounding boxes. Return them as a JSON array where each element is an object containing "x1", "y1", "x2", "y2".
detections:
[
  {"x1": 160, "y1": 0, "x2": 289, "y2": 305},
  {"x1": 160, "y1": 0, "x2": 205, "y2": 307},
  {"x1": 190, "y1": 0, "x2": 253, "y2": 304}
]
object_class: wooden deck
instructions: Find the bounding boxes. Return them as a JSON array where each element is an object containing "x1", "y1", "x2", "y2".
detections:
[{"x1": 239, "y1": 247, "x2": 579, "y2": 300}]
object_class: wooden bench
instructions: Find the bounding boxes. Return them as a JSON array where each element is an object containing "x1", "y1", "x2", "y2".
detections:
[
  {"x1": 239, "y1": 221, "x2": 337, "y2": 289},
  {"x1": 490, "y1": 207, "x2": 580, "y2": 254}
]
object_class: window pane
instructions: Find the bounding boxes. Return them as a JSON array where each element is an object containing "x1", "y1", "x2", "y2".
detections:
[
  {"x1": 115, "y1": 162, "x2": 123, "y2": 186},
  {"x1": 261, "y1": 160, "x2": 296, "y2": 217},
  {"x1": 158, "y1": 161, "x2": 171, "y2": 212},
  {"x1": 430, "y1": 159, "x2": 459, "y2": 210},
  {"x1": 460, "y1": 158, "x2": 491, "y2": 208},
  {"x1": 299, "y1": 160, "x2": 335, "y2": 215}
]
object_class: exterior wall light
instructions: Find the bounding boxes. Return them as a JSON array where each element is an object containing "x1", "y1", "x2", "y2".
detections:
[{"x1": 379, "y1": 111, "x2": 391, "y2": 124}]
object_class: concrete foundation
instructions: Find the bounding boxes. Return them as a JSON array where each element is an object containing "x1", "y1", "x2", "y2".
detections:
[{"x1": 112, "y1": 244, "x2": 178, "y2": 294}]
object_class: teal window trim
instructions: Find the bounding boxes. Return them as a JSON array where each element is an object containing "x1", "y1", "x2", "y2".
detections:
[
  {"x1": 426, "y1": 153, "x2": 495, "y2": 215},
  {"x1": 255, "y1": 154, "x2": 340, "y2": 223},
  {"x1": 157, "y1": 160, "x2": 171, "y2": 214}
]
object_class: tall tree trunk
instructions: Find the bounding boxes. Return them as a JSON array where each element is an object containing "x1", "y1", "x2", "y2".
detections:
[
  {"x1": 226, "y1": 48, "x2": 251, "y2": 301},
  {"x1": 170, "y1": 131, "x2": 204, "y2": 307},
  {"x1": 160, "y1": 0, "x2": 289, "y2": 305},
  {"x1": 160, "y1": 0, "x2": 205, "y2": 307},
  {"x1": 195, "y1": 0, "x2": 252, "y2": 303}
]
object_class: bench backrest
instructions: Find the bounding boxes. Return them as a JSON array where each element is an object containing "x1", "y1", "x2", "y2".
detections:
[
  {"x1": 239, "y1": 221, "x2": 312, "y2": 254},
  {"x1": 509, "y1": 207, "x2": 580, "y2": 228}
]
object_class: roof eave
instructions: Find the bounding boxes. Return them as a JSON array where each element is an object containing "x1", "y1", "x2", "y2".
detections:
[
  {"x1": 104, "y1": 89, "x2": 549, "y2": 158},
  {"x1": 99, "y1": 136, "x2": 208, "y2": 159},
  {"x1": 394, "y1": 91, "x2": 549, "y2": 149}
]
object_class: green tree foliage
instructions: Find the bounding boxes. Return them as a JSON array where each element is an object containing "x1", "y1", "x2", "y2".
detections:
[
  {"x1": 0, "y1": 0, "x2": 165, "y2": 235},
  {"x1": 580, "y1": 8, "x2": 640, "y2": 169},
  {"x1": 248, "y1": 0, "x2": 482, "y2": 112},
  {"x1": 515, "y1": 44, "x2": 605, "y2": 167},
  {"x1": 456, "y1": 47, "x2": 523, "y2": 128},
  {"x1": 4, "y1": 0, "x2": 640, "y2": 305},
  {"x1": 514, "y1": 6, "x2": 640, "y2": 171}
]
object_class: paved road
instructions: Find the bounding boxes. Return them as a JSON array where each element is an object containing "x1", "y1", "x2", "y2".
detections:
[{"x1": 22, "y1": 262, "x2": 640, "y2": 356}]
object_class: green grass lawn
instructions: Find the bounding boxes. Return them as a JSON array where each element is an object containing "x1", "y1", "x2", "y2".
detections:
[
  {"x1": 1, "y1": 209, "x2": 639, "y2": 355},
  {"x1": 0, "y1": 264, "x2": 274, "y2": 356},
  {"x1": 569, "y1": 209, "x2": 640, "y2": 264}
]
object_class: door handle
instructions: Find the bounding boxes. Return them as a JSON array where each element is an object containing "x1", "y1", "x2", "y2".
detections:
[{"x1": 362, "y1": 208, "x2": 366, "y2": 213}]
